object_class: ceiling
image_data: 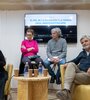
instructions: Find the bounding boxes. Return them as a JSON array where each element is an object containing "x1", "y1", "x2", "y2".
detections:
[{"x1": 0, "y1": 0, "x2": 90, "y2": 10}]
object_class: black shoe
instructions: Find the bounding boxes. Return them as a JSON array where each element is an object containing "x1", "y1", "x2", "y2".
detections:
[
  {"x1": 54, "y1": 75, "x2": 56, "y2": 80},
  {"x1": 50, "y1": 77, "x2": 55, "y2": 83},
  {"x1": 56, "y1": 77, "x2": 61, "y2": 84}
]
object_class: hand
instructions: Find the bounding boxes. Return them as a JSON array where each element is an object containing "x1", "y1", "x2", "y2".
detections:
[
  {"x1": 27, "y1": 47, "x2": 35, "y2": 51},
  {"x1": 50, "y1": 58, "x2": 55, "y2": 62},
  {"x1": 31, "y1": 47, "x2": 35, "y2": 50},
  {"x1": 50, "y1": 57, "x2": 59, "y2": 63},
  {"x1": 63, "y1": 63, "x2": 68, "y2": 68},
  {"x1": 54, "y1": 58, "x2": 59, "y2": 63},
  {"x1": 87, "y1": 68, "x2": 90, "y2": 75}
]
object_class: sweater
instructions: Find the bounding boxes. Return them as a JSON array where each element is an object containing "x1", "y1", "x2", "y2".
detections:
[
  {"x1": 21, "y1": 39, "x2": 38, "y2": 57},
  {"x1": 47, "y1": 38, "x2": 67, "y2": 59}
]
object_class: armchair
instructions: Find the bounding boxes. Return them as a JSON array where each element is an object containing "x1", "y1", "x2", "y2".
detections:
[
  {"x1": 60, "y1": 65, "x2": 90, "y2": 100},
  {"x1": 60, "y1": 65, "x2": 66, "y2": 89},
  {"x1": 4, "y1": 64, "x2": 13, "y2": 100}
]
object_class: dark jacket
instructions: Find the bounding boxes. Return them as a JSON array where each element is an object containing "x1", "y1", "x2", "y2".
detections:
[
  {"x1": 0, "y1": 50, "x2": 8, "y2": 100},
  {"x1": 70, "y1": 50, "x2": 90, "y2": 72},
  {"x1": 0, "y1": 50, "x2": 6, "y2": 72}
]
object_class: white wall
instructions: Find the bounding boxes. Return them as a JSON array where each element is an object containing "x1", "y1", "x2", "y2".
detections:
[{"x1": 0, "y1": 10, "x2": 90, "y2": 88}]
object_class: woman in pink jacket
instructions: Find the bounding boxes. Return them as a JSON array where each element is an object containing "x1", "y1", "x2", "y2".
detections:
[{"x1": 21, "y1": 28, "x2": 43, "y2": 69}]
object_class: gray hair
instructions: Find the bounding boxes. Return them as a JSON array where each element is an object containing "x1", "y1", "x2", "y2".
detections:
[
  {"x1": 51, "y1": 27, "x2": 62, "y2": 37},
  {"x1": 80, "y1": 35, "x2": 90, "y2": 41}
]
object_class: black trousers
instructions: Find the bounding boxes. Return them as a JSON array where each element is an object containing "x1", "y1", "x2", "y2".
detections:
[
  {"x1": 0, "y1": 70, "x2": 8, "y2": 100},
  {"x1": 19, "y1": 55, "x2": 44, "y2": 75}
]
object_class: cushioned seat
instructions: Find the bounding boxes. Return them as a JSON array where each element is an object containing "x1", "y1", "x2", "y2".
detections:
[
  {"x1": 60, "y1": 65, "x2": 90, "y2": 100},
  {"x1": 72, "y1": 85, "x2": 90, "y2": 100}
]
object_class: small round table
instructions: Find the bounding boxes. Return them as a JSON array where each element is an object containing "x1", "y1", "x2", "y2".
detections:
[{"x1": 14, "y1": 75, "x2": 51, "y2": 100}]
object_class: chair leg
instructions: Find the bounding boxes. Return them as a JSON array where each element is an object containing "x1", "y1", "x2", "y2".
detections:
[
  {"x1": 5, "y1": 93, "x2": 13, "y2": 100},
  {"x1": 4, "y1": 95, "x2": 7, "y2": 100}
]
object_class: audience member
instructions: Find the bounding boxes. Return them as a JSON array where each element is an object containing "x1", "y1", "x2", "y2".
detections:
[
  {"x1": 0, "y1": 50, "x2": 8, "y2": 100},
  {"x1": 21, "y1": 28, "x2": 44, "y2": 69},
  {"x1": 56, "y1": 35, "x2": 90, "y2": 100},
  {"x1": 44, "y1": 27, "x2": 67, "y2": 84}
]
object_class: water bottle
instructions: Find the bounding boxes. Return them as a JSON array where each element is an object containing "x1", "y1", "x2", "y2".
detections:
[
  {"x1": 24, "y1": 62, "x2": 29, "y2": 77},
  {"x1": 38, "y1": 62, "x2": 43, "y2": 76}
]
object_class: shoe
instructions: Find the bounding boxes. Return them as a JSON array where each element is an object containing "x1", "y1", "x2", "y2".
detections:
[
  {"x1": 50, "y1": 77, "x2": 55, "y2": 83},
  {"x1": 56, "y1": 89, "x2": 71, "y2": 100},
  {"x1": 54, "y1": 75, "x2": 56, "y2": 80},
  {"x1": 56, "y1": 77, "x2": 61, "y2": 84}
]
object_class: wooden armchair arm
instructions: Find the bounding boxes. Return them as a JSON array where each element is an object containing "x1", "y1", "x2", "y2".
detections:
[
  {"x1": 4, "y1": 64, "x2": 13, "y2": 95},
  {"x1": 60, "y1": 65, "x2": 66, "y2": 89}
]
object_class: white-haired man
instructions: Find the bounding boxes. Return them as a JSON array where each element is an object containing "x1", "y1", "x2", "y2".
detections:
[
  {"x1": 56, "y1": 35, "x2": 90, "y2": 100},
  {"x1": 44, "y1": 27, "x2": 67, "y2": 84}
]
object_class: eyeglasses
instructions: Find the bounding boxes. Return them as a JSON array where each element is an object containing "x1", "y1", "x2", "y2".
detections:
[{"x1": 26, "y1": 34, "x2": 33, "y2": 36}]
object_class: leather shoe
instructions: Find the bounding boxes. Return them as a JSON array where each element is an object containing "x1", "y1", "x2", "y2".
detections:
[
  {"x1": 50, "y1": 77, "x2": 55, "y2": 83},
  {"x1": 56, "y1": 77, "x2": 61, "y2": 84}
]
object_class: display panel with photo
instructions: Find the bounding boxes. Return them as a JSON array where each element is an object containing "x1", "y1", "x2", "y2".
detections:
[{"x1": 24, "y1": 13, "x2": 77, "y2": 43}]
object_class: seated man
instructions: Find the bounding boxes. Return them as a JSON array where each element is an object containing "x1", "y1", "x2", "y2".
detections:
[
  {"x1": 0, "y1": 50, "x2": 8, "y2": 100},
  {"x1": 21, "y1": 28, "x2": 44, "y2": 70},
  {"x1": 44, "y1": 27, "x2": 67, "y2": 84},
  {"x1": 56, "y1": 35, "x2": 90, "y2": 100}
]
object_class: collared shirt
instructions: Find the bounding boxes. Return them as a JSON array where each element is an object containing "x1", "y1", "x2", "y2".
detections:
[{"x1": 86, "y1": 51, "x2": 90, "y2": 56}]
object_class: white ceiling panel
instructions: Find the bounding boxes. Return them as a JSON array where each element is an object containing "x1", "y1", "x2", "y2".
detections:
[{"x1": 0, "y1": 0, "x2": 90, "y2": 10}]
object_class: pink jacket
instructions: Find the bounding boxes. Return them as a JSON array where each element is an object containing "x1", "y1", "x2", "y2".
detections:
[{"x1": 21, "y1": 39, "x2": 38, "y2": 57}]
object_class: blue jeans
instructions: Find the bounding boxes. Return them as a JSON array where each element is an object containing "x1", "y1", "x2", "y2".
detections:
[{"x1": 44, "y1": 58, "x2": 66, "y2": 78}]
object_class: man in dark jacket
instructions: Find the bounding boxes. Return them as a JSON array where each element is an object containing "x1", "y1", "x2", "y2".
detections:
[
  {"x1": 56, "y1": 35, "x2": 90, "y2": 100},
  {"x1": 0, "y1": 50, "x2": 8, "y2": 100}
]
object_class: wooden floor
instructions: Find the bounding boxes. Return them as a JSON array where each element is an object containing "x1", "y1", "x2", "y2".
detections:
[
  {"x1": 8, "y1": 83, "x2": 61, "y2": 100},
  {"x1": 8, "y1": 88, "x2": 59, "y2": 100},
  {"x1": 12, "y1": 73, "x2": 62, "y2": 100}
]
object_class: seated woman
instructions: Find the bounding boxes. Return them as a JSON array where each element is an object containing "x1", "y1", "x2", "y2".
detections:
[{"x1": 21, "y1": 28, "x2": 44, "y2": 70}]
